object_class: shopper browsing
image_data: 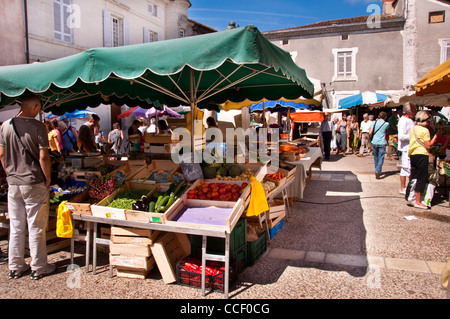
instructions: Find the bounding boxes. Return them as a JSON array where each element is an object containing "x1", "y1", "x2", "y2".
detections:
[
  {"x1": 78, "y1": 114, "x2": 100, "y2": 152},
  {"x1": 358, "y1": 113, "x2": 372, "y2": 157},
  {"x1": 0, "y1": 93, "x2": 56, "y2": 280},
  {"x1": 369, "y1": 112, "x2": 390, "y2": 179},
  {"x1": 397, "y1": 102, "x2": 416, "y2": 194},
  {"x1": 408, "y1": 111, "x2": 442, "y2": 209}
]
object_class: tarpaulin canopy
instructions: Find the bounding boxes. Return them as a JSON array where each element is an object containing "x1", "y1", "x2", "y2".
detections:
[
  {"x1": 0, "y1": 25, "x2": 313, "y2": 116},
  {"x1": 290, "y1": 111, "x2": 324, "y2": 122},
  {"x1": 117, "y1": 105, "x2": 181, "y2": 119},
  {"x1": 45, "y1": 109, "x2": 96, "y2": 120},
  {"x1": 415, "y1": 59, "x2": 450, "y2": 96},
  {"x1": 338, "y1": 91, "x2": 387, "y2": 109},
  {"x1": 385, "y1": 91, "x2": 450, "y2": 107},
  {"x1": 249, "y1": 99, "x2": 320, "y2": 113}
]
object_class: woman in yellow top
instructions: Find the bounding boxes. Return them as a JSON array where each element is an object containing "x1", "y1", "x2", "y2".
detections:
[
  {"x1": 44, "y1": 119, "x2": 61, "y2": 153},
  {"x1": 408, "y1": 111, "x2": 442, "y2": 209}
]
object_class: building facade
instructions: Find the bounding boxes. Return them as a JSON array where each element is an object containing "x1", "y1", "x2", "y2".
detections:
[
  {"x1": 0, "y1": 0, "x2": 215, "y2": 132},
  {"x1": 0, "y1": 0, "x2": 216, "y2": 65},
  {"x1": 262, "y1": 0, "x2": 450, "y2": 108}
]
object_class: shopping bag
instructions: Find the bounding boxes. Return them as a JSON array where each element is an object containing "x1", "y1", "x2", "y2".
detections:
[
  {"x1": 246, "y1": 176, "x2": 269, "y2": 217},
  {"x1": 405, "y1": 179, "x2": 417, "y2": 202},
  {"x1": 421, "y1": 183, "x2": 436, "y2": 208},
  {"x1": 56, "y1": 201, "x2": 73, "y2": 238}
]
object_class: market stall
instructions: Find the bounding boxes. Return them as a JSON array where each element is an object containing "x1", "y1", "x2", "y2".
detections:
[
  {"x1": 0, "y1": 25, "x2": 315, "y2": 298},
  {"x1": 415, "y1": 59, "x2": 450, "y2": 199}
]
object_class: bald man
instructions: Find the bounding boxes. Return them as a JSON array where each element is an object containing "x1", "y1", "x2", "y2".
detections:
[{"x1": 0, "y1": 93, "x2": 55, "y2": 280}]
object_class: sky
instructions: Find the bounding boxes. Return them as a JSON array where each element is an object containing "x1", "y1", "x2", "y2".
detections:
[{"x1": 188, "y1": 0, "x2": 383, "y2": 32}]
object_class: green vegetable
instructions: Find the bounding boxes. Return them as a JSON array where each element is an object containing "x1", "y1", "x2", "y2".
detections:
[
  {"x1": 156, "y1": 195, "x2": 170, "y2": 212},
  {"x1": 166, "y1": 194, "x2": 176, "y2": 208},
  {"x1": 202, "y1": 165, "x2": 217, "y2": 179},
  {"x1": 149, "y1": 201, "x2": 156, "y2": 212},
  {"x1": 173, "y1": 180, "x2": 186, "y2": 196},
  {"x1": 152, "y1": 192, "x2": 163, "y2": 200},
  {"x1": 155, "y1": 195, "x2": 164, "y2": 206}
]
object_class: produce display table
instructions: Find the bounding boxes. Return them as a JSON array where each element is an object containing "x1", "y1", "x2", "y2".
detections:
[
  {"x1": 286, "y1": 147, "x2": 323, "y2": 199},
  {"x1": 71, "y1": 213, "x2": 233, "y2": 298}
]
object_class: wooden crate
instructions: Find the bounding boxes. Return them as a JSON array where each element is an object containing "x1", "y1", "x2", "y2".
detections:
[
  {"x1": 110, "y1": 254, "x2": 155, "y2": 270},
  {"x1": 268, "y1": 199, "x2": 285, "y2": 220},
  {"x1": 279, "y1": 161, "x2": 297, "y2": 182},
  {"x1": 91, "y1": 189, "x2": 127, "y2": 220},
  {"x1": 262, "y1": 178, "x2": 281, "y2": 198},
  {"x1": 65, "y1": 190, "x2": 94, "y2": 215},
  {"x1": 124, "y1": 184, "x2": 171, "y2": 224},
  {"x1": 125, "y1": 160, "x2": 179, "y2": 188},
  {"x1": 150, "y1": 232, "x2": 191, "y2": 284},
  {"x1": 268, "y1": 210, "x2": 286, "y2": 229},
  {"x1": 116, "y1": 264, "x2": 155, "y2": 280},
  {"x1": 164, "y1": 180, "x2": 251, "y2": 233},
  {"x1": 91, "y1": 188, "x2": 152, "y2": 220},
  {"x1": 110, "y1": 226, "x2": 159, "y2": 246},
  {"x1": 110, "y1": 243, "x2": 152, "y2": 257}
]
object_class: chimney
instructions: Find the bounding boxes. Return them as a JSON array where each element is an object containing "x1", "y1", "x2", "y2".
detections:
[{"x1": 383, "y1": 0, "x2": 396, "y2": 16}]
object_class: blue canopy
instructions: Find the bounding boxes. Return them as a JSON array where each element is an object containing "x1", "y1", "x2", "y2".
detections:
[
  {"x1": 338, "y1": 92, "x2": 387, "y2": 109},
  {"x1": 249, "y1": 100, "x2": 320, "y2": 113},
  {"x1": 46, "y1": 109, "x2": 96, "y2": 120}
]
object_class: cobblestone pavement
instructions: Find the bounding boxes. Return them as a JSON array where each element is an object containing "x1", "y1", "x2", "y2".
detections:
[{"x1": 0, "y1": 151, "x2": 448, "y2": 302}]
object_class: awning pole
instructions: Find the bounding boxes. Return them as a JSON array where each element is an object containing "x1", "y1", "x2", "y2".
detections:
[{"x1": 190, "y1": 69, "x2": 196, "y2": 158}]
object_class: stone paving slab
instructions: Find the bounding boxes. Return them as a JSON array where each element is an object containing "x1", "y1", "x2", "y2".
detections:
[{"x1": 267, "y1": 247, "x2": 446, "y2": 275}]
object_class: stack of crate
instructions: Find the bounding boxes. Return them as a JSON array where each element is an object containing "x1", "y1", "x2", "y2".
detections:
[
  {"x1": 109, "y1": 226, "x2": 159, "y2": 279},
  {"x1": 189, "y1": 218, "x2": 247, "y2": 275},
  {"x1": 267, "y1": 199, "x2": 286, "y2": 239}
]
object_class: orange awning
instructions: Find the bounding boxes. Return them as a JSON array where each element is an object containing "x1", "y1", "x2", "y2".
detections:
[
  {"x1": 290, "y1": 111, "x2": 324, "y2": 122},
  {"x1": 415, "y1": 59, "x2": 450, "y2": 96}
]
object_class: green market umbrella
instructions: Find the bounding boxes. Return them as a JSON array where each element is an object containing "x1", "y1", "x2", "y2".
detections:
[{"x1": 0, "y1": 25, "x2": 314, "y2": 146}]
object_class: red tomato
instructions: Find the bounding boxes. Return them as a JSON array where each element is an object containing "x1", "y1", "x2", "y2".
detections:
[
  {"x1": 219, "y1": 188, "x2": 227, "y2": 194},
  {"x1": 211, "y1": 191, "x2": 219, "y2": 198}
]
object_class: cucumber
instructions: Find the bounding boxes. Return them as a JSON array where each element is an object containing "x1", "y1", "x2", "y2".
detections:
[
  {"x1": 155, "y1": 195, "x2": 164, "y2": 206},
  {"x1": 152, "y1": 192, "x2": 163, "y2": 200},
  {"x1": 149, "y1": 201, "x2": 156, "y2": 213},
  {"x1": 156, "y1": 195, "x2": 170, "y2": 212},
  {"x1": 173, "y1": 180, "x2": 186, "y2": 196},
  {"x1": 165, "y1": 194, "x2": 176, "y2": 209}
]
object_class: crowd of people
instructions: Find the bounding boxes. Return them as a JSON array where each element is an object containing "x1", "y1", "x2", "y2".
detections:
[
  {"x1": 0, "y1": 93, "x2": 179, "y2": 275},
  {"x1": 320, "y1": 102, "x2": 449, "y2": 209}
]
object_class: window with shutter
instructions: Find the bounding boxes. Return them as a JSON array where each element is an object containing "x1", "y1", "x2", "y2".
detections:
[
  {"x1": 332, "y1": 48, "x2": 358, "y2": 82},
  {"x1": 53, "y1": 0, "x2": 73, "y2": 43},
  {"x1": 112, "y1": 16, "x2": 123, "y2": 47},
  {"x1": 439, "y1": 39, "x2": 450, "y2": 63}
]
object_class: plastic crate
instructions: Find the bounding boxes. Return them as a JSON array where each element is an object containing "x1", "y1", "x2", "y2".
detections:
[
  {"x1": 232, "y1": 244, "x2": 247, "y2": 275},
  {"x1": 247, "y1": 230, "x2": 268, "y2": 266},
  {"x1": 190, "y1": 218, "x2": 247, "y2": 255},
  {"x1": 176, "y1": 257, "x2": 234, "y2": 292},
  {"x1": 269, "y1": 218, "x2": 284, "y2": 239}
]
